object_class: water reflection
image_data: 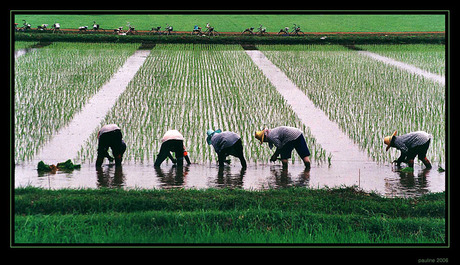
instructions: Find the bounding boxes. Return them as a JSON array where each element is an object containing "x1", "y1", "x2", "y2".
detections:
[
  {"x1": 96, "y1": 165, "x2": 125, "y2": 188},
  {"x1": 154, "y1": 165, "x2": 190, "y2": 188},
  {"x1": 269, "y1": 166, "x2": 310, "y2": 188},
  {"x1": 215, "y1": 166, "x2": 246, "y2": 188},
  {"x1": 384, "y1": 167, "x2": 432, "y2": 196},
  {"x1": 14, "y1": 161, "x2": 445, "y2": 197}
]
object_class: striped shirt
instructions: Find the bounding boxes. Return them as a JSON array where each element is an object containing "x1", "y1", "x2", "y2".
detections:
[
  {"x1": 266, "y1": 126, "x2": 303, "y2": 150},
  {"x1": 211, "y1": 131, "x2": 241, "y2": 154},
  {"x1": 393, "y1": 131, "x2": 432, "y2": 154}
]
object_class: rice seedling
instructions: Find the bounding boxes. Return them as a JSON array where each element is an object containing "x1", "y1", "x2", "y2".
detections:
[
  {"x1": 356, "y1": 44, "x2": 445, "y2": 77},
  {"x1": 78, "y1": 44, "x2": 329, "y2": 165},
  {"x1": 258, "y1": 44, "x2": 445, "y2": 164},
  {"x1": 14, "y1": 42, "x2": 140, "y2": 162}
]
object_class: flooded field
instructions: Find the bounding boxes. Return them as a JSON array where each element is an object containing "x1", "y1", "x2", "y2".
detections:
[
  {"x1": 14, "y1": 161, "x2": 445, "y2": 197},
  {"x1": 14, "y1": 43, "x2": 446, "y2": 198}
]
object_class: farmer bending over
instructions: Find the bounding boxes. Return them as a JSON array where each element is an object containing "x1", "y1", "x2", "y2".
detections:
[
  {"x1": 96, "y1": 124, "x2": 126, "y2": 167},
  {"x1": 255, "y1": 126, "x2": 311, "y2": 169},
  {"x1": 384, "y1": 130, "x2": 432, "y2": 169},
  {"x1": 154, "y1": 130, "x2": 191, "y2": 167},
  {"x1": 207, "y1": 129, "x2": 247, "y2": 169}
]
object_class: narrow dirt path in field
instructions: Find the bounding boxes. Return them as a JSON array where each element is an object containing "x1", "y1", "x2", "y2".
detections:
[
  {"x1": 34, "y1": 49, "x2": 151, "y2": 162},
  {"x1": 357, "y1": 50, "x2": 445, "y2": 85},
  {"x1": 245, "y1": 50, "x2": 372, "y2": 163}
]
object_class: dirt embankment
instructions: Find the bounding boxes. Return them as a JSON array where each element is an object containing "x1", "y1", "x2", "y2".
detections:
[{"x1": 22, "y1": 28, "x2": 446, "y2": 36}]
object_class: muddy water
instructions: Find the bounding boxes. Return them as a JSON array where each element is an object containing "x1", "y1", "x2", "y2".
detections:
[{"x1": 14, "y1": 161, "x2": 445, "y2": 197}]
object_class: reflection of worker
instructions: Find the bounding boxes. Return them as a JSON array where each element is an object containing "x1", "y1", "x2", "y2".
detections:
[
  {"x1": 96, "y1": 124, "x2": 126, "y2": 167},
  {"x1": 207, "y1": 129, "x2": 247, "y2": 169},
  {"x1": 154, "y1": 130, "x2": 191, "y2": 167},
  {"x1": 384, "y1": 130, "x2": 432, "y2": 169},
  {"x1": 255, "y1": 126, "x2": 311, "y2": 169}
]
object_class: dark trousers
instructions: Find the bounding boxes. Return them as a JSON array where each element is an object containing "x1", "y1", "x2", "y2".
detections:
[
  {"x1": 97, "y1": 130, "x2": 126, "y2": 166},
  {"x1": 218, "y1": 139, "x2": 247, "y2": 168},
  {"x1": 407, "y1": 139, "x2": 431, "y2": 160},
  {"x1": 279, "y1": 134, "x2": 310, "y2": 160},
  {"x1": 154, "y1": 140, "x2": 184, "y2": 166}
]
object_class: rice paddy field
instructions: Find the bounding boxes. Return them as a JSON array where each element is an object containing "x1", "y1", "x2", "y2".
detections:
[
  {"x1": 12, "y1": 32, "x2": 448, "y2": 250},
  {"x1": 258, "y1": 44, "x2": 445, "y2": 164},
  {"x1": 14, "y1": 42, "x2": 446, "y2": 167},
  {"x1": 14, "y1": 42, "x2": 140, "y2": 161},
  {"x1": 76, "y1": 44, "x2": 327, "y2": 165}
]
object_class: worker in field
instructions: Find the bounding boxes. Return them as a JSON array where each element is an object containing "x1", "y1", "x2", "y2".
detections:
[
  {"x1": 207, "y1": 129, "x2": 247, "y2": 169},
  {"x1": 96, "y1": 124, "x2": 126, "y2": 167},
  {"x1": 255, "y1": 126, "x2": 311, "y2": 169},
  {"x1": 384, "y1": 130, "x2": 432, "y2": 169},
  {"x1": 154, "y1": 130, "x2": 191, "y2": 167}
]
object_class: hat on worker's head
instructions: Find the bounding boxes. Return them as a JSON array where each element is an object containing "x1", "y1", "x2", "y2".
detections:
[
  {"x1": 384, "y1": 130, "x2": 397, "y2": 151},
  {"x1": 206, "y1": 129, "x2": 222, "y2": 145},
  {"x1": 254, "y1": 129, "x2": 267, "y2": 144}
]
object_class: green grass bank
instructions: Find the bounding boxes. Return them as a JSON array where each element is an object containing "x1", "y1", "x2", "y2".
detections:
[
  {"x1": 14, "y1": 32, "x2": 445, "y2": 45},
  {"x1": 13, "y1": 14, "x2": 445, "y2": 33},
  {"x1": 14, "y1": 187, "x2": 446, "y2": 244}
]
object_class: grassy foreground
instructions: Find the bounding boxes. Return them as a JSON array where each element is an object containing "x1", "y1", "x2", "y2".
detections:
[{"x1": 13, "y1": 187, "x2": 445, "y2": 245}]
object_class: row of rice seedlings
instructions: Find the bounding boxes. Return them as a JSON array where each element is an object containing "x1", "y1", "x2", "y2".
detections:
[
  {"x1": 356, "y1": 44, "x2": 445, "y2": 77},
  {"x1": 258, "y1": 44, "x2": 445, "y2": 165},
  {"x1": 14, "y1": 42, "x2": 140, "y2": 163},
  {"x1": 78, "y1": 44, "x2": 330, "y2": 165}
]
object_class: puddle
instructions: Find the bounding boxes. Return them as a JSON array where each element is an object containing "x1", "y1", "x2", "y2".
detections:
[{"x1": 14, "y1": 161, "x2": 445, "y2": 197}]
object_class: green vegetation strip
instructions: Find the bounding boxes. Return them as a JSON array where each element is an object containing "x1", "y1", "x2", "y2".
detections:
[
  {"x1": 14, "y1": 14, "x2": 445, "y2": 33},
  {"x1": 15, "y1": 32, "x2": 445, "y2": 45},
  {"x1": 14, "y1": 187, "x2": 445, "y2": 244}
]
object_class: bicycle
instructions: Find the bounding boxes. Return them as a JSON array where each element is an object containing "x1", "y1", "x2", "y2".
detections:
[
  {"x1": 52, "y1": 22, "x2": 63, "y2": 34},
  {"x1": 277, "y1": 26, "x2": 289, "y2": 35},
  {"x1": 92, "y1": 21, "x2": 106, "y2": 33},
  {"x1": 191, "y1": 25, "x2": 203, "y2": 36},
  {"x1": 290, "y1": 24, "x2": 304, "y2": 36},
  {"x1": 18, "y1": 20, "x2": 31, "y2": 32},
  {"x1": 149, "y1": 26, "x2": 162, "y2": 35},
  {"x1": 203, "y1": 23, "x2": 219, "y2": 36},
  {"x1": 163, "y1": 24, "x2": 173, "y2": 35},
  {"x1": 255, "y1": 24, "x2": 266, "y2": 36},
  {"x1": 241, "y1": 27, "x2": 255, "y2": 35},
  {"x1": 126, "y1": 22, "x2": 137, "y2": 35}
]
